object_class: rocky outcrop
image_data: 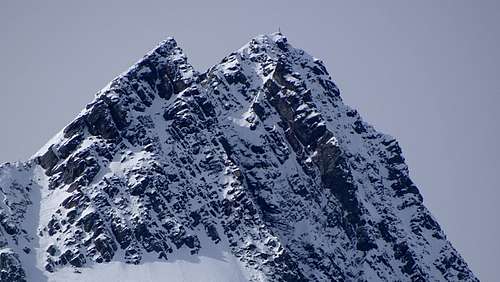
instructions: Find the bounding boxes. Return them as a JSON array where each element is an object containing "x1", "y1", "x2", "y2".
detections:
[{"x1": 0, "y1": 251, "x2": 26, "y2": 282}]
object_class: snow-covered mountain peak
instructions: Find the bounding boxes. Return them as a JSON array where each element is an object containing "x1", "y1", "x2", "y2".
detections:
[{"x1": 0, "y1": 34, "x2": 477, "y2": 282}]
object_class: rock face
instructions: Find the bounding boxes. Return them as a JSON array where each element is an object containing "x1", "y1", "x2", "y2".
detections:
[{"x1": 0, "y1": 33, "x2": 477, "y2": 281}]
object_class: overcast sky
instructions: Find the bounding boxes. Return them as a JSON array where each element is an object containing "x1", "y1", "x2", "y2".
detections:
[{"x1": 1, "y1": 1, "x2": 498, "y2": 280}]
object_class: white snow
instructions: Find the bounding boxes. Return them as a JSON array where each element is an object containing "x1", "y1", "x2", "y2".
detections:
[{"x1": 47, "y1": 254, "x2": 248, "y2": 282}]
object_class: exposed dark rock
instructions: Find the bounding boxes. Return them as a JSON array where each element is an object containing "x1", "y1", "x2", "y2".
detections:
[
  {"x1": 63, "y1": 117, "x2": 86, "y2": 138},
  {"x1": 85, "y1": 101, "x2": 121, "y2": 140},
  {"x1": 47, "y1": 245, "x2": 58, "y2": 256},
  {"x1": 37, "y1": 145, "x2": 59, "y2": 173},
  {"x1": 0, "y1": 252, "x2": 26, "y2": 282}
]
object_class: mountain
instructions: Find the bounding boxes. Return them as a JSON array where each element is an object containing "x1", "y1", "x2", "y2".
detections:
[{"x1": 0, "y1": 33, "x2": 477, "y2": 282}]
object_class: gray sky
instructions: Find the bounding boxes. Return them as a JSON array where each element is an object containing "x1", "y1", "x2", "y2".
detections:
[{"x1": 1, "y1": 1, "x2": 498, "y2": 280}]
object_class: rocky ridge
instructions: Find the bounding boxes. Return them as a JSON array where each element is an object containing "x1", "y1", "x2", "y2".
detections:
[{"x1": 0, "y1": 33, "x2": 477, "y2": 281}]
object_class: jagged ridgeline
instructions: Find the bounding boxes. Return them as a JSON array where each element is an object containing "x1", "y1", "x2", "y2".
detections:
[{"x1": 0, "y1": 33, "x2": 477, "y2": 281}]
